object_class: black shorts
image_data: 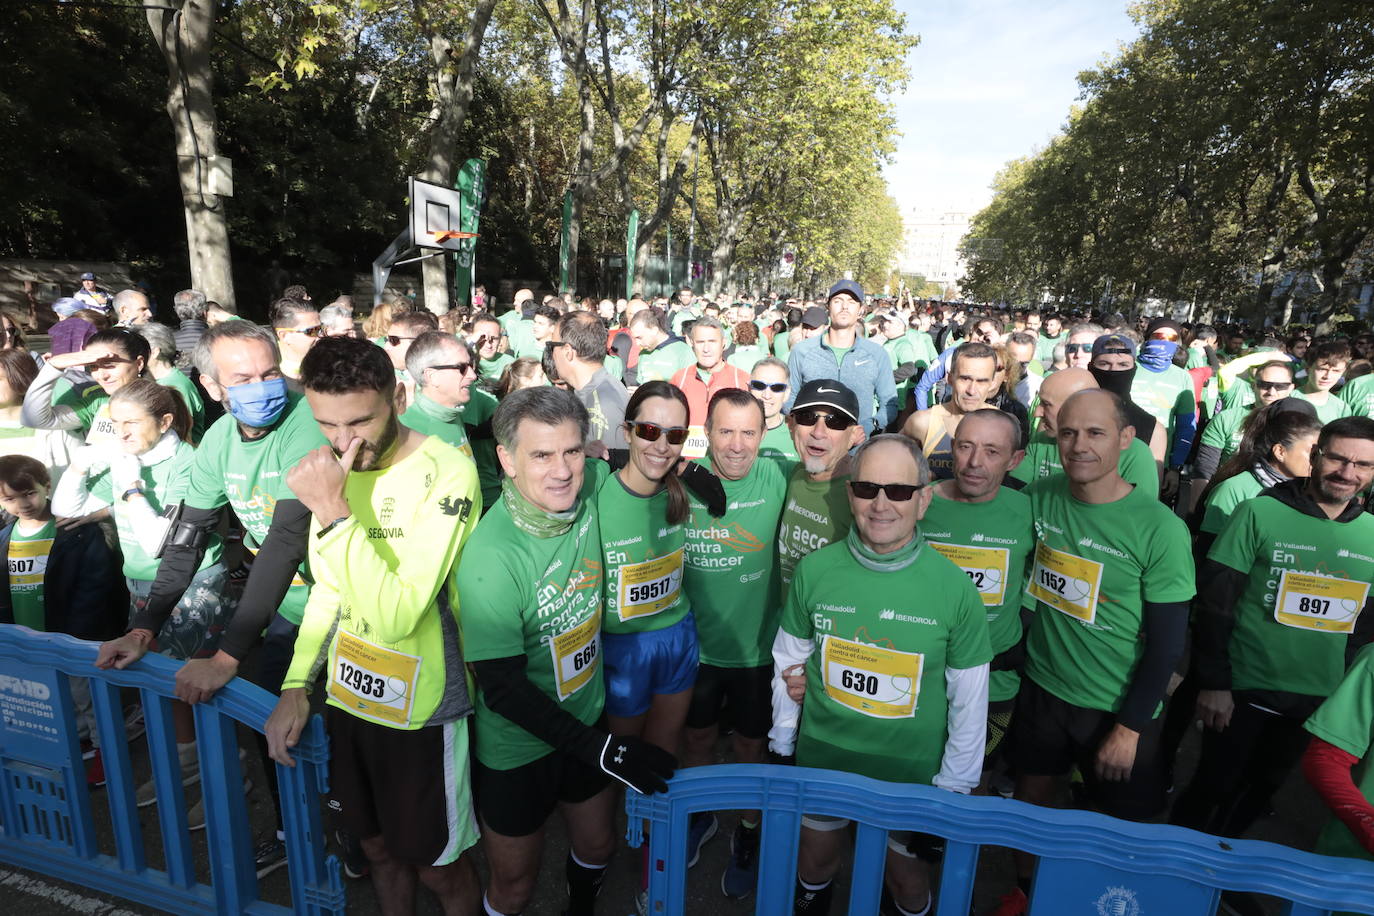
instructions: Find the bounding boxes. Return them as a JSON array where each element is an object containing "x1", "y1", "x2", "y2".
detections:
[
  {"x1": 684, "y1": 663, "x2": 773, "y2": 739},
  {"x1": 325, "y1": 707, "x2": 480, "y2": 866},
  {"x1": 474, "y1": 748, "x2": 610, "y2": 837},
  {"x1": 1007, "y1": 676, "x2": 1167, "y2": 821}
]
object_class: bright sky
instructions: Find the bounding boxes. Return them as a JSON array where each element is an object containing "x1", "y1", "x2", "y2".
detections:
[{"x1": 883, "y1": 0, "x2": 1143, "y2": 216}]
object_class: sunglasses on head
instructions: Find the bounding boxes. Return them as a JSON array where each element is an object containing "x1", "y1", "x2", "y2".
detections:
[
  {"x1": 849, "y1": 480, "x2": 925, "y2": 501},
  {"x1": 792, "y1": 407, "x2": 854, "y2": 431},
  {"x1": 385, "y1": 334, "x2": 418, "y2": 347},
  {"x1": 750, "y1": 380, "x2": 788, "y2": 393},
  {"x1": 1150, "y1": 330, "x2": 1180, "y2": 342},
  {"x1": 629, "y1": 421, "x2": 689, "y2": 445}
]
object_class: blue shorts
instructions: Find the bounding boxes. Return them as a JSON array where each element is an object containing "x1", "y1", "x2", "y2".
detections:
[{"x1": 602, "y1": 613, "x2": 699, "y2": 718}]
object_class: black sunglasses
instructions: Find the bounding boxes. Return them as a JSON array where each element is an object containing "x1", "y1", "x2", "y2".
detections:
[
  {"x1": 629, "y1": 421, "x2": 689, "y2": 445},
  {"x1": 1065, "y1": 343, "x2": 1091, "y2": 354},
  {"x1": 385, "y1": 334, "x2": 418, "y2": 346},
  {"x1": 750, "y1": 380, "x2": 788, "y2": 393},
  {"x1": 294, "y1": 324, "x2": 325, "y2": 338},
  {"x1": 849, "y1": 480, "x2": 925, "y2": 501},
  {"x1": 429, "y1": 362, "x2": 473, "y2": 376},
  {"x1": 792, "y1": 408, "x2": 854, "y2": 431},
  {"x1": 1256, "y1": 381, "x2": 1293, "y2": 391}
]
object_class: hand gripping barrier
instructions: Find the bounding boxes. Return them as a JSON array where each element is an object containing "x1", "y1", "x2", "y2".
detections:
[
  {"x1": 0, "y1": 627, "x2": 345, "y2": 915},
  {"x1": 626, "y1": 764, "x2": 1374, "y2": 916}
]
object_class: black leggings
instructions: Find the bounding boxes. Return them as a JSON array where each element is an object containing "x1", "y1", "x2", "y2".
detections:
[{"x1": 1169, "y1": 692, "x2": 1311, "y2": 838}]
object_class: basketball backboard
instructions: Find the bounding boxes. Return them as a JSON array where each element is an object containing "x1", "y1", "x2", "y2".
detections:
[{"x1": 409, "y1": 177, "x2": 474, "y2": 251}]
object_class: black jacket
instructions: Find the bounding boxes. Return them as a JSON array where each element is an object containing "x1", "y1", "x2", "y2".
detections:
[{"x1": 0, "y1": 517, "x2": 127, "y2": 641}]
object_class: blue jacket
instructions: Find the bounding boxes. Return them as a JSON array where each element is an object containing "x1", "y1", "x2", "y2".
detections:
[{"x1": 786, "y1": 333, "x2": 897, "y2": 432}]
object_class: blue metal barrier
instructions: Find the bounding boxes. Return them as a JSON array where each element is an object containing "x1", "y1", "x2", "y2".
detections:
[
  {"x1": 0, "y1": 627, "x2": 345, "y2": 915},
  {"x1": 627, "y1": 764, "x2": 1374, "y2": 916}
]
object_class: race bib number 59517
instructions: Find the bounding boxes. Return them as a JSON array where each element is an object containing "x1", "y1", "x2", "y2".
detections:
[
  {"x1": 1028, "y1": 542, "x2": 1104, "y2": 624},
  {"x1": 618, "y1": 549, "x2": 684, "y2": 620}
]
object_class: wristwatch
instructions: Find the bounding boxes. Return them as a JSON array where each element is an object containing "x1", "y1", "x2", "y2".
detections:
[
  {"x1": 316, "y1": 515, "x2": 352, "y2": 539},
  {"x1": 120, "y1": 484, "x2": 144, "y2": 502}
]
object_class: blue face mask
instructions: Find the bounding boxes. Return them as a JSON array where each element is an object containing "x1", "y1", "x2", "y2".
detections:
[
  {"x1": 1138, "y1": 339, "x2": 1179, "y2": 373},
  {"x1": 226, "y1": 377, "x2": 288, "y2": 428}
]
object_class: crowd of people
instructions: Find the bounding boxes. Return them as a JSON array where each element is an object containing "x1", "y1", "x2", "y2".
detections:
[{"x1": 3, "y1": 270, "x2": 1374, "y2": 916}]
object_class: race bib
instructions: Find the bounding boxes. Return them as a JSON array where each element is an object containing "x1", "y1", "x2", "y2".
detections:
[
  {"x1": 550, "y1": 614, "x2": 601, "y2": 700},
  {"x1": 8, "y1": 539, "x2": 52, "y2": 591},
  {"x1": 327, "y1": 631, "x2": 421, "y2": 726},
  {"x1": 618, "y1": 549, "x2": 684, "y2": 620},
  {"x1": 821, "y1": 635, "x2": 923, "y2": 719},
  {"x1": 1028, "y1": 542, "x2": 1103, "y2": 624},
  {"x1": 928, "y1": 542, "x2": 1010, "y2": 606},
  {"x1": 1274, "y1": 570, "x2": 1368, "y2": 634},
  {"x1": 86, "y1": 410, "x2": 117, "y2": 445},
  {"x1": 681, "y1": 425, "x2": 709, "y2": 460}
]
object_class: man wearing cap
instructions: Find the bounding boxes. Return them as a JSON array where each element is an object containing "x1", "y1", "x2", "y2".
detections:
[
  {"x1": 776, "y1": 379, "x2": 866, "y2": 599},
  {"x1": 1010, "y1": 367, "x2": 1161, "y2": 497},
  {"x1": 786, "y1": 282, "x2": 896, "y2": 435},
  {"x1": 74, "y1": 272, "x2": 112, "y2": 313},
  {"x1": 1131, "y1": 318, "x2": 1198, "y2": 490}
]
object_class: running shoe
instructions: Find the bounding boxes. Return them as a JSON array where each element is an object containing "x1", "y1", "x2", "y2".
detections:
[
  {"x1": 334, "y1": 829, "x2": 370, "y2": 879},
  {"x1": 685, "y1": 812, "x2": 718, "y2": 868},
  {"x1": 720, "y1": 822, "x2": 759, "y2": 899},
  {"x1": 254, "y1": 837, "x2": 288, "y2": 878},
  {"x1": 986, "y1": 886, "x2": 1027, "y2": 916},
  {"x1": 793, "y1": 881, "x2": 833, "y2": 915},
  {"x1": 186, "y1": 778, "x2": 251, "y2": 832}
]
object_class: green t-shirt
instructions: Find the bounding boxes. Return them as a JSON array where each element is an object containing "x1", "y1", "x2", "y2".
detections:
[
  {"x1": 921, "y1": 486, "x2": 1035, "y2": 702},
  {"x1": 1201, "y1": 405, "x2": 1251, "y2": 466},
  {"x1": 507, "y1": 319, "x2": 542, "y2": 360},
  {"x1": 781, "y1": 538, "x2": 992, "y2": 784},
  {"x1": 1009, "y1": 429, "x2": 1160, "y2": 500},
  {"x1": 882, "y1": 336, "x2": 916, "y2": 369},
  {"x1": 773, "y1": 331, "x2": 791, "y2": 362},
  {"x1": 904, "y1": 330, "x2": 938, "y2": 369},
  {"x1": 828, "y1": 344, "x2": 852, "y2": 369},
  {"x1": 158, "y1": 368, "x2": 205, "y2": 442},
  {"x1": 1130, "y1": 365, "x2": 1195, "y2": 445},
  {"x1": 54, "y1": 377, "x2": 110, "y2": 442},
  {"x1": 1199, "y1": 471, "x2": 1263, "y2": 536},
  {"x1": 401, "y1": 392, "x2": 472, "y2": 457},
  {"x1": 1296, "y1": 388, "x2": 1356, "y2": 425},
  {"x1": 637, "y1": 339, "x2": 695, "y2": 384},
  {"x1": 1304, "y1": 643, "x2": 1374, "y2": 861},
  {"x1": 1339, "y1": 374, "x2": 1374, "y2": 419},
  {"x1": 759, "y1": 421, "x2": 799, "y2": 467},
  {"x1": 597, "y1": 473, "x2": 690, "y2": 635},
  {"x1": 480, "y1": 352, "x2": 515, "y2": 381},
  {"x1": 183, "y1": 391, "x2": 327, "y2": 625},
  {"x1": 777, "y1": 467, "x2": 853, "y2": 599},
  {"x1": 8, "y1": 518, "x2": 55, "y2": 630},
  {"x1": 457, "y1": 464, "x2": 609, "y2": 769},
  {"x1": 284, "y1": 436, "x2": 480, "y2": 730},
  {"x1": 462, "y1": 386, "x2": 502, "y2": 513},
  {"x1": 89, "y1": 439, "x2": 222, "y2": 580},
  {"x1": 1035, "y1": 331, "x2": 1066, "y2": 365},
  {"x1": 1208, "y1": 494, "x2": 1374, "y2": 697},
  {"x1": 726, "y1": 345, "x2": 768, "y2": 373},
  {"x1": 683, "y1": 455, "x2": 787, "y2": 667},
  {"x1": 1024, "y1": 475, "x2": 1195, "y2": 713}
]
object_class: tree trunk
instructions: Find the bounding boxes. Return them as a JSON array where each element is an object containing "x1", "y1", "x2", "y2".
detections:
[
  {"x1": 147, "y1": 1, "x2": 234, "y2": 309},
  {"x1": 415, "y1": 0, "x2": 498, "y2": 314}
]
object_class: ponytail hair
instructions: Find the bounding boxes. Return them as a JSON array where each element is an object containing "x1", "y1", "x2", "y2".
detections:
[
  {"x1": 110, "y1": 378, "x2": 193, "y2": 445},
  {"x1": 624, "y1": 380, "x2": 691, "y2": 525},
  {"x1": 1203, "y1": 400, "x2": 1322, "y2": 503}
]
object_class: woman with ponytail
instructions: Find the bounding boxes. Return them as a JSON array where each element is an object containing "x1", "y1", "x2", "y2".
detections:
[
  {"x1": 596, "y1": 380, "x2": 697, "y2": 747},
  {"x1": 53, "y1": 378, "x2": 236, "y2": 826},
  {"x1": 1195, "y1": 399, "x2": 1323, "y2": 548}
]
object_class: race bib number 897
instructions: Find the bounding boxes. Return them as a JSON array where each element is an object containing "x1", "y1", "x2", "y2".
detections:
[{"x1": 1274, "y1": 570, "x2": 1367, "y2": 633}]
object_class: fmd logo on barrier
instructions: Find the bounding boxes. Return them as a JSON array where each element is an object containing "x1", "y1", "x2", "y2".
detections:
[{"x1": 1095, "y1": 885, "x2": 1141, "y2": 916}]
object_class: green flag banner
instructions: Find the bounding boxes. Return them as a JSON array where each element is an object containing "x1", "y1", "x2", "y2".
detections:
[
  {"x1": 626, "y1": 208, "x2": 640, "y2": 300},
  {"x1": 453, "y1": 158, "x2": 485, "y2": 308},
  {"x1": 559, "y1": 190, "x2": 574, "y2": 294}
]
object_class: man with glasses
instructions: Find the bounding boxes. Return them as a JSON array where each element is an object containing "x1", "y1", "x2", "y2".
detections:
[
  {"x1": 270, "y1": 297, "x2": 322, "y2": 385},
  {"x1": 401, "y1": 331, "x2": 479, "y2": 457},
  {"x1": 1062, "y1": 322, "x2": 1105, "y2": 371},
  {"x1": 550, "y1": 311, "x2": 629, "y2": 451},
  {"x1": 751, "y1": 358, "x2": 798, "y2": 464},
  {"x1": 470, "y1": 313, "x2": 514, "y2": 381},
  {"x1": 770, "y1": 433, "x2": 991, "y2": 916},
  {"x1": 381, "y1": 309, "x2": 439, "y2": 401},
  {"x1": 786, "y1": 281, "x2": 897, "y2": 435},
  {"x1": 1173, "y1": 416, "x2": 1374, "y2": 844},
  {"x1": 776, "y1": 380, "x2": 866, "y2": 598},
  {"x1": 1194, "y1": 360, "x2": 1299, "y2": 489},
  {"x1": 994, "y1": 389, "x2": 1193, "y2": 916}
]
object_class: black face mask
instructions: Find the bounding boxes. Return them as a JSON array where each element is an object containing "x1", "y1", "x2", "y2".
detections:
[{"x1": 1090, "y1": 363, "x2": 1137, "y2": 399}]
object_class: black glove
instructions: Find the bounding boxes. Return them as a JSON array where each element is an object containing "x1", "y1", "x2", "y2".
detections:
[
  {"x1": 678, "y1": 461, "x2": 727, "y2": 517},
  {"x1": 597, "y1": 735, "x2": 677, "y2": 794}
]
